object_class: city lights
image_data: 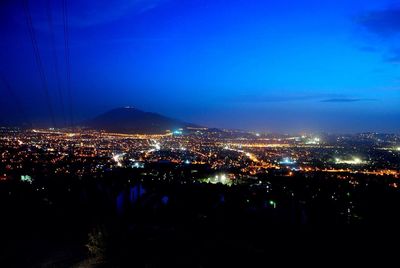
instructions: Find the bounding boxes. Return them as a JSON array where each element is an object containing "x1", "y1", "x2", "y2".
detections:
[
  {"x1": 335, "y1": 157, "x2": 367, "y2": 165},
  {"x1": 1, "y1": 127, "x2": 399, "y2": 267},
  {"x1": 21, "y1": 175, "x2": 33, "y2": 183},
  {"x1": 279, "y1": 157, "x2": 296, "y2": 165},
  {"x1": 2, "y1": 0, "x2": 400, "y2": 264},
  {"x1": 113, "y1": 153, "x2": 125, "y2": 167}
]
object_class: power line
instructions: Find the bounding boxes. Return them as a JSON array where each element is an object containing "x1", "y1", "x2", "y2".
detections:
[
  {"x1": 46, "y1": 0, "x2": 67, "y2": 127},
  {"x1": 22, "y1": 0, "x2": 56, "y2": 127},
  {"x1": 62, "y1": 0, "x2": 73, "y2": 127}
]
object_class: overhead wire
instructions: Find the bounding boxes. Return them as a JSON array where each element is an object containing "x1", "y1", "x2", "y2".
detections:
[
  {"x1": 22, "y1": 0, "x2": 56, "y2": 127},
  {"x1": 46, "y1": 0, "x2": 67, "y2": 127},
  {"x1": 62, "y1": 0, "x2": 73, "y2": 128}
]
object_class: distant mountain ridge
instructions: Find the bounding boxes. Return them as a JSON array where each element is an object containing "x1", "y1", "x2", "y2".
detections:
[{"x1": 85, "y1": 107, "x2": 201, "y2": 134}]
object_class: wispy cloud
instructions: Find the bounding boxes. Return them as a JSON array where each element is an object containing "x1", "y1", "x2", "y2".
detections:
[
  {"x1": 23, "y1": 0, "x2": 168, "y2": 30},
  {"x1": 230, "y1": 93, "x2": 376, "y2": 104},
  {"x1": 358, "y1": 6, "x2": 400, "y2": 37},
  {"x1": 358, "y1": 46, "x2": 379, "y2": 53},
  {"x1": 358, "y1": 5, "x2": 400, "y2": 64},
  {"x1": 384, "y1": 53, "x2": 400, "y2": 63},
  {"x1": 231, "y1": 93, "x2": 332, "y2": 103},
  {"x1": 321, "y1": 98, "x2": 377, "y2": 103},
  {"x1": 69, "y1": 0, "x2": 167, "y2": 28}
]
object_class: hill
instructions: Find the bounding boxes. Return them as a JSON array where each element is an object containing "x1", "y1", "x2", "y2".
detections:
[{"x1": 85, "y1": 107, "x2": 200, "y2": 134}]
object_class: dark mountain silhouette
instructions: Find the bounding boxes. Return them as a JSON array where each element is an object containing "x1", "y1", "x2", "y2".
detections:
[{"x1": 85, "y1": 107, "x2": 201, "y2": 134}]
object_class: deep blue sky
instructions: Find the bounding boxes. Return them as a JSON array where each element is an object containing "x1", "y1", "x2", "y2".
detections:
[{"x1": 1, "y1": 0, "x2": 399, "y2": 133}]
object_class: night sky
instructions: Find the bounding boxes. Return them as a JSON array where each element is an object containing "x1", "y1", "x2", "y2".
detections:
[{"x1": 0, "y1": 0, "x2": 399, "y2": 133}]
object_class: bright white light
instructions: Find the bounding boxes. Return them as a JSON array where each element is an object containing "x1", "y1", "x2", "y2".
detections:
[
  {"x1": 209, "y1": 174, "x2": 230, "y2": 185},
  {"x1": 220, "y1": 174, "x2": 227, "y2": 184},
  {"x1": 149, "y1": 139, "x2": 161, "y2": 151},
  {"x1": 335, "y1": 157, "x2": 366, "y2": 165},
  {"x1": 305, "y1": 137, "x2": 320, "y2": 145},
  {"x1": 279, "y1": 157, "x2": 295, "y2": 165},
  {"x1": 21, "y1": 175, "x2": 32, "y2": 183},
  {"x1": 173, "y1": 130, "x2": 183, "y2": 135},
  {"x1": 112, "y1": 153, "x2": 125, "y2": 167}
]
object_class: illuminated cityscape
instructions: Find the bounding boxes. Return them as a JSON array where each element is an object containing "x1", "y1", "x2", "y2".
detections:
[
  {"x1": 1, "y1": 0, "x2": 400, "y2": 266},
  {"x1": 2, "y1": 126, "x2": 400, "y2": 266},
  {"x1": 2, "y1": 127, "x2": 399, "y2": 180}
]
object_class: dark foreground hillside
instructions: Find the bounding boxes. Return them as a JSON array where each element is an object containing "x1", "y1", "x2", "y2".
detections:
[{"x1": 1, "y1": 168, "x2": 399, "y2": 267}]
